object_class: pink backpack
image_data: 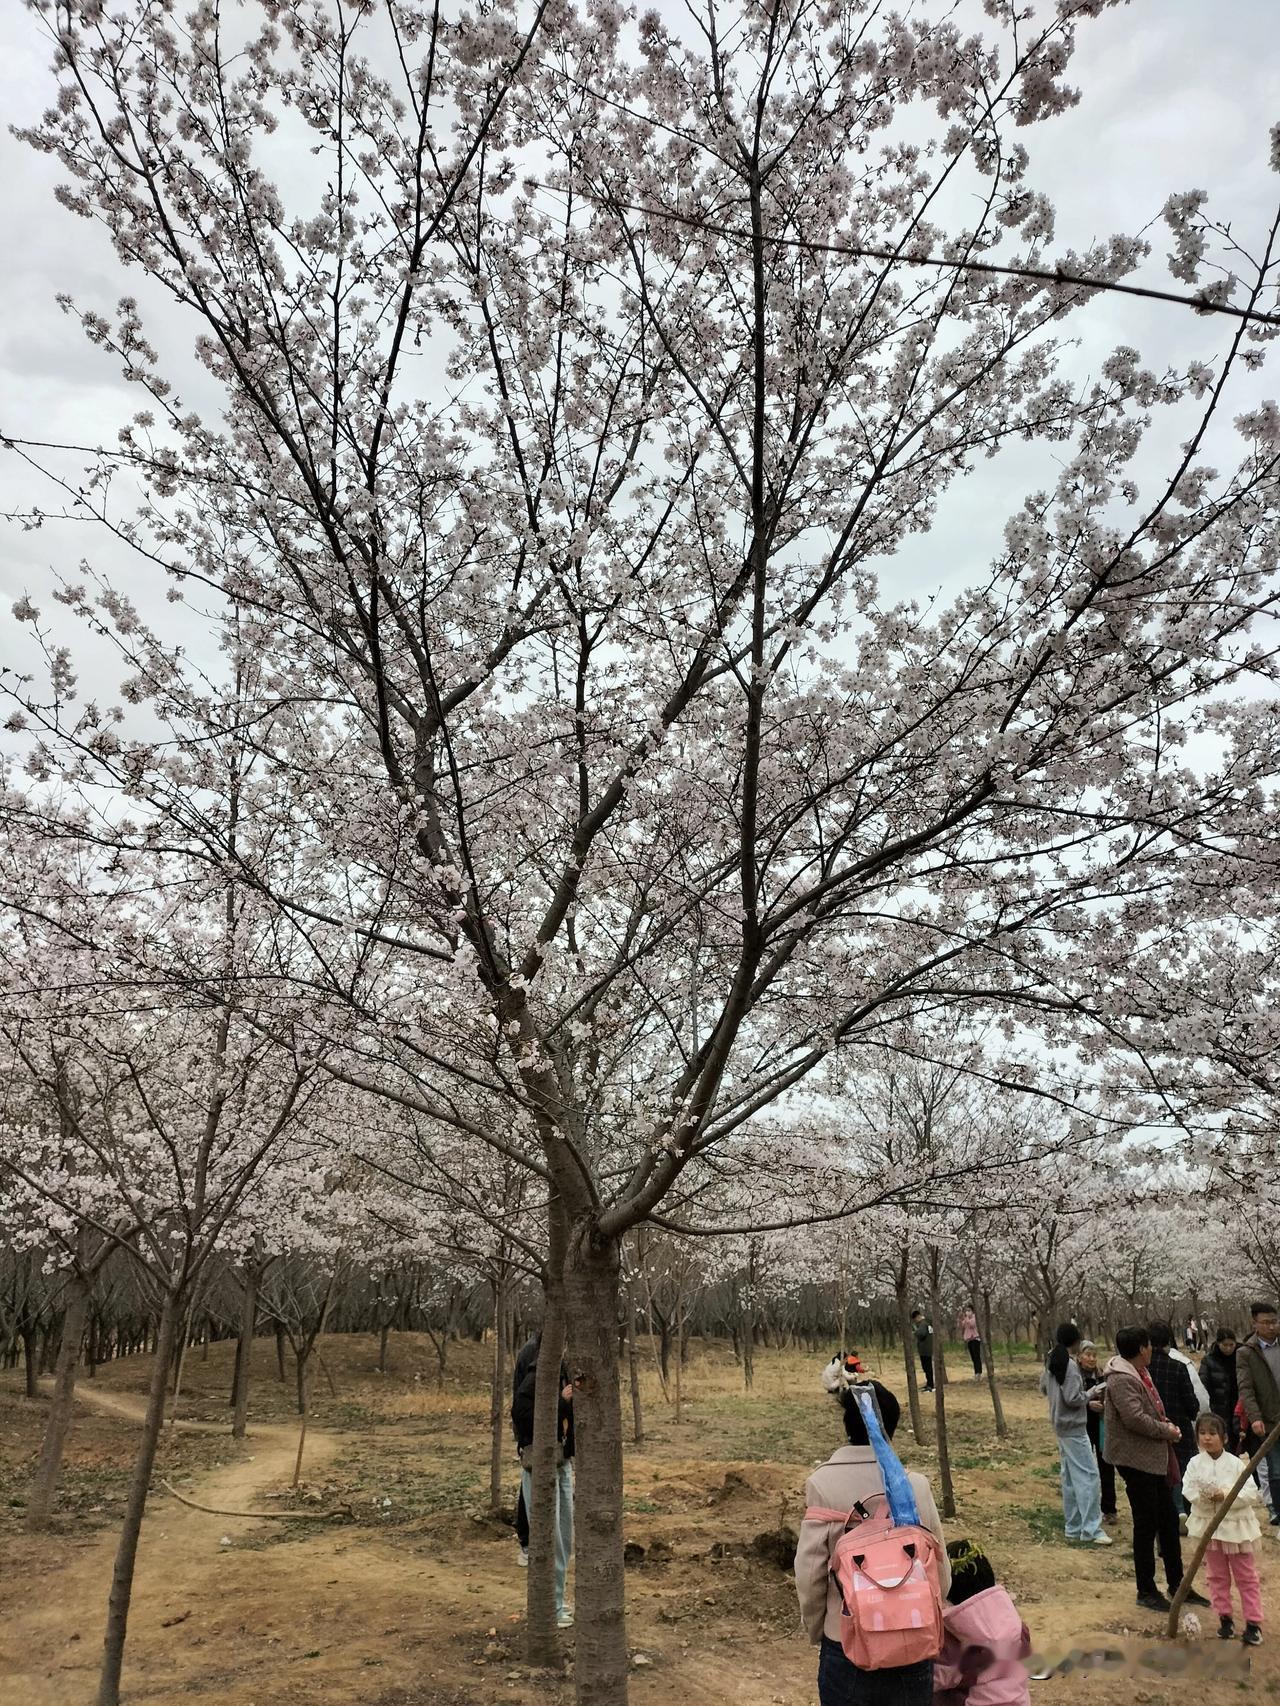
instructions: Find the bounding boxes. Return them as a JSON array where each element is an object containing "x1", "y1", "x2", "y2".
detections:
[{"x1": 805, "y1": 1495, "x2": 945, "y2": 1671}]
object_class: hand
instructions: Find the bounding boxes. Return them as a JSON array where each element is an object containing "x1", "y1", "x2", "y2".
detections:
[
  {"x1": 562, "y1": 1382, "x2": 573, "y2": 1402},
  {"x1": 1253, "y1": 1420, "x2": 1267, "y2": 1438},
  {"x1": 1088, "y1": 1399, "x2": 1103, "y2": 1413},
  {"x1": 1209, "y1": 1488, "x2": 1225, "y2": 1503},
  {"x1": 1165, "y1": 1423, "x2": 1182, "y2": 1441}
]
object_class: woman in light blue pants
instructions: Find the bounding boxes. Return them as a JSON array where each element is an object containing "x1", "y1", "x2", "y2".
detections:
[
  {"x1": 521, "y1": 1456, "x2": 574, "y2": 1621},
  {"x1": 1039, "y1": 1322, "x2": 1113, "y2": 1546}
]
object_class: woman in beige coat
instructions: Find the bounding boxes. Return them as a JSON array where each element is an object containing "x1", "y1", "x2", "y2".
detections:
[{"x1": 795, "y1": 1378, "x2": 950, "y2": 1705}]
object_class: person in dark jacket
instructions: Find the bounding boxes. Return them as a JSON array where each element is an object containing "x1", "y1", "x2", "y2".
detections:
[
  {"x1": 1147, "y1": 1320, "x2": 1199, "y2": 1509},
  {"x1": 511, "y1": 1348, "x2": 576, "y2": 1626},
  {"x1": 911, "y1": 1308, "x2": 935, "y2": 1392},
  {"x1": 511, "y1": 1335, "x2": 541, "y2": 1563},
  {"x1": 1201, "y1": 1328, "x2": 1242, "y2": 1446},
  {"x1": 1078, "y1": 1341, "x2": 1117, "y2": 1519}
]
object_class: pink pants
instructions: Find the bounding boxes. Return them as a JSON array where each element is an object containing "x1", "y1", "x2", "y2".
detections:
[{"x1": 1205, "y1": 1545, "x2": 1263, "y2": 1625}]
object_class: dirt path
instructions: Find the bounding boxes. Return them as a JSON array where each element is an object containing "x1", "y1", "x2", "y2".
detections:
[{"x1": 3, "y1": 1385, "x2": 344, "y2": 1706}]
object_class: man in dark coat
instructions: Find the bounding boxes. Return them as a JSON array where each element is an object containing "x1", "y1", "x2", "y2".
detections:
[
  {"x1": 1147, "y1": 1320, "x2": 1199, "y2": 1514},
  {"x1": 511, "y1": 1335, "x2": 540, "y2": 1561},
  {"x1": 511, "y1": 1346, "x2": 576, "y2": 1626}
]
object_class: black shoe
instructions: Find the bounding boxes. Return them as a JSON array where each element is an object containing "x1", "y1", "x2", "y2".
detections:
[
  {"x1": 1269, "y1": 1513, "x2": 1280, "y2": 1526},
  {"x1": 1182, "y1": 1589, "x2": 1211, "y2": 1608},
  {"x1": 1137, "y1": 1591, "x2": 1171, "y2": 1613},
  {"x1": 1219, "y1": 1616, "x2": 1235, "y2": 1640},
  {"x1": 1243, "y1": 1623, "x2": 1263, "y2": 1647}
]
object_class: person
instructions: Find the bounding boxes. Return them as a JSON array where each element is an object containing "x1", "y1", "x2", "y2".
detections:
[
  {"x1": 1038, "y1": 1323, "x2": 1111, "y2": 1547},
  {"x1": 1236, "y1": 1300, "x2": 1280, "y2": 1527},
  {"x1": 1182, "y1": 1413, "x2": 1264, "y2": 1646},
  {"x1": 957, "y1": 1305, "x2": 983, "y2": 1379},
  {"x1": 1103, "y1": 1325, "x2": 1209, "y2": 1614},
  {"x1": 512, "y1": 1334, "x2": 541, "y2": 1564},
  {"x1": 511, "y1": 1345, "x2": 576, "y2": 1628},
  {"x1": 1078, "y1": 1341, "x2": 1117, "y2": 1520},
  {"x1": 796, "y1": 1375, "x2": 950, "y2": 1704},
  {"x1": 912, "y1": 1308, "x2": 935, "y2": 1392},
  {"x1": 1146, "y1": 1320, "x2": 1199, "y2": 1510},
  {"x1": 1168, "y1": 1333, "x2": 1211, "y2": 1413},
  {"x1": 1186, "y1": 1317, "x2": 1200, "y2": 1353},
  {"x1": 933, "y1": 1539, "x2": 1031, "y2": 1706},
  {"x1": 1201, "y1": 1328, "x2": 1242, "y2": 1450}
]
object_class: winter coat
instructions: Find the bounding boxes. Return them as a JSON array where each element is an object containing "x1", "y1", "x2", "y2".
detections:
[
  {"x1": 1103, "y1": 1355, "x2": 1177, "y2": 1477},
  {"x1": 958, "y1": 1310, "x2": 980, "y2": 1343},
  {"x1": 511, "y1": 1360, "x2": 574, "y2": 1460},
  {"x1": 914, "y1": 1318, "x2": 934, "y2": 1353},
  {"x1": 1148, "y1": 1350, "x2": 1199, "y2": 1467},
  {"x1": 1182, "y1": 1449, "x2": 1263, "y2": 1550},
  {"x1": 795, "y1": 1443, "x2": 951, "y2": 1644},
  {"x1": 1039, "y1": 1358, "x2": 1089, "y2": 1437},
  {"x1": 512, "y1": 1335, "x2": 540, "y2": 1394},
  {"x1": 933, "y1": 1586, "x2": 1032, "y2": 1706},
  {"x1": 1200, "y1": 1346, "x2": 1240, "y2": 1426},
  {"x1": 1237, "y1": 1333, "x2": 1280, "y2": 1430},
  {"x1": 1168, "y1": 1348, "x2": 1211, "y2": 1415}
]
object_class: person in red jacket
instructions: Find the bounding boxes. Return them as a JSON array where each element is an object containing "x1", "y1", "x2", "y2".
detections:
[{"x1": 933, "y1": 1539, "x2": 1031, "y2": 1705}]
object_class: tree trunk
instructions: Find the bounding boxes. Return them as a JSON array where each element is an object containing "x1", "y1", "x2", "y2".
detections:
[
  {"x1": 97, "y1": 1291, "x2": 181, "y2": 1706},
  {"x1": 27, "y1": 1277, "x2": 89, "y2": 1531},
  {"x1": 489, "y1": 1268, "x2": 508, "y2": 1515},
  {"x1": 526, "y1": 1209, "x2": 568, "y2": 1668},
  {"x1": 378, "y1": 1320, "x2": 391, "y2": 1375},
  {"x1": 22, "y1": 1328, "x2": 38, "y2": 1399},
  {"x1": 231, "y1": 1262, "x2": 258, "y2": 1440},
  {"x1": 625, "y1": 1289, "x2": 643, "y2": 1445},
  {"x1": 894, "y1": 1260, "x2": 925, "y2": 1444},
  {"x1": 563, "y1": 1224, "x2": 628, "y2": 1706},
  {"x1": 275, "y1": 1322, "x2": 287, "y2": 1381},
  {"x1": 929, "y1": 1258, "x2": 955, "y2": 1520},
  {"x1": 979, "y1": 1288, "x2": 1008, "y2": 1440}
]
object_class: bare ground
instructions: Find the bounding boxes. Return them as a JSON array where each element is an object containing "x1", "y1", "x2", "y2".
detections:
[{"x1": 1, "y1": 1335, "x2": 1277, "y2": 1706}]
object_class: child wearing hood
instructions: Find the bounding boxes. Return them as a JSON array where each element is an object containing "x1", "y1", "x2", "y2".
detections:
[{"x1": 933, "y1": 1539, "x2": 1031, "y2": 1705}]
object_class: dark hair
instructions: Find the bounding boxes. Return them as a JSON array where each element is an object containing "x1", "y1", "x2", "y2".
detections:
[
  {"x1": 910, "y1": 1308, "x2": 923, "y2": 1320},
  {"x1": 1215, "y1": 1327, "x2": 1238, "y2": 1348},
  {"x1": 1115, "y1": 1325, "x2": 1150, "y2": 1360},
  {"x1": 1147, "y1": 1320, "x2": 1173, "y2": 1350},
  {"x1": 1047, "y1": 1321, "x2": 1082, "y2": 1385},
  {"x1": 946, "y1": 1539, "x2": 997, "y2": 1605},
  {"x1": 839, "y1": 1381, "x2": 901, "y2": 1444},
  {"x1": 1196, "y1": 1413, "x2": 1228, "y2": 1441},
  {"x1": 1251, "y1": 1301, "x2": 1278, "y2": 1319}
]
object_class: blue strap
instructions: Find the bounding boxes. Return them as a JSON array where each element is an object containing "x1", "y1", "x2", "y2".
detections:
[{"x1": 854, "y1": 1386, "x2": 921, "y2": 1528}]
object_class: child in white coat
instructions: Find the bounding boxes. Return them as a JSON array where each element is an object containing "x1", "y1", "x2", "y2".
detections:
[{"x1": 1183, "y1": 1413, "x2": 1265, "y2": 1646}]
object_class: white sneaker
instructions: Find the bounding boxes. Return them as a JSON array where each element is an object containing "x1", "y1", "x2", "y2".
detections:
[
  {"x1": 518, "y1": 1547, "x2": 529, "y2": 1567},
  {"x1": 557, "y1": 1607, "x2": 574, "y2": 1629},
  {"x1": 1092, "y1": 1532, "x2": 1114, "y2": 1546}
]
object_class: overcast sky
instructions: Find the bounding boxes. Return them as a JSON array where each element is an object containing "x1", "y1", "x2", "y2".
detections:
[{"x1": 2, "y1": 0, "x2": 1278, "y2": 702}]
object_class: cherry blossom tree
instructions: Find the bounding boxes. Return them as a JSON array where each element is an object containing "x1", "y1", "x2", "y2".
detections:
[{"x1": 6, "y1": 2, "x2": 1280, "y2": 1700}]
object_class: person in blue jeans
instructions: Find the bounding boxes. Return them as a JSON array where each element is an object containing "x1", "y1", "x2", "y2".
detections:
[
  {"x1": 1039, "y1": 1323, "x2": 1113, "y2": 1548},
  {"x1": 511, "y1": 1350, "x2": 575, "y2": 1627}
]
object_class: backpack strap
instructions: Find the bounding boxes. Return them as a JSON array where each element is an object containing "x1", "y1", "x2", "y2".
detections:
[{"x1": 803, "y1": 1497, "x2": 881, "y2": 1528}]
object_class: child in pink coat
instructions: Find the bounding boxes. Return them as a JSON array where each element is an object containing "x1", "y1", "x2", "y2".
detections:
[{"x1": 933, "y1": 1540, "x2": 1031, "y2": 1706}]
